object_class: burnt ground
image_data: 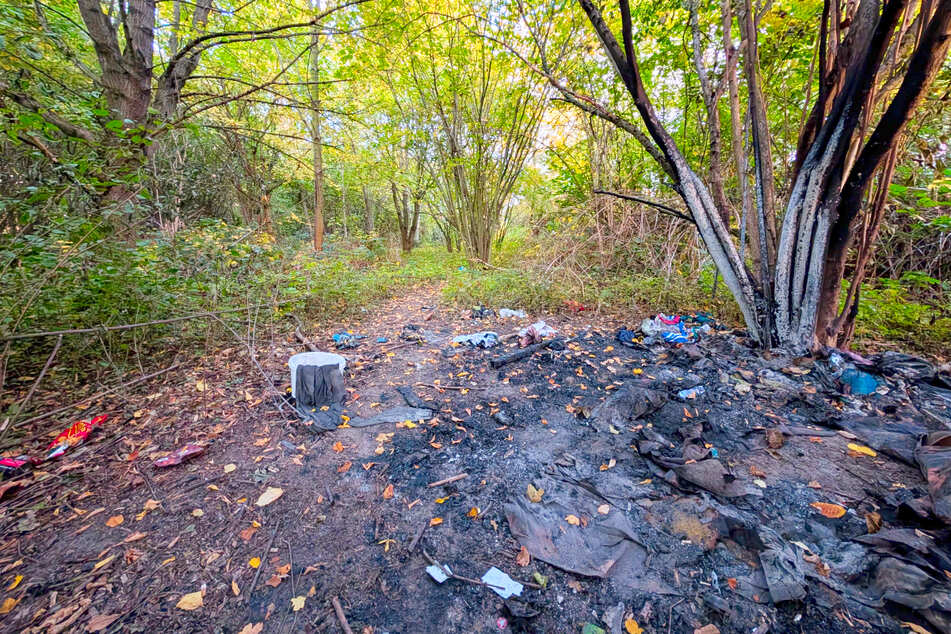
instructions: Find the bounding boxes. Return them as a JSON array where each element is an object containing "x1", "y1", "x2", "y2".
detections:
[{"x1": 1, "y1": 285, "x2": 951, "y2": 633}]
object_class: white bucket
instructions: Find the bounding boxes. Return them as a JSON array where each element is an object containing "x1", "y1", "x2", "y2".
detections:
[{"x1": 289, "y1": 351, "x2": 347, "y2": 399}]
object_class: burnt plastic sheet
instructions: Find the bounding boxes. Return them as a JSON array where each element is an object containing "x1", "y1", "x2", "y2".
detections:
[{"x1": 590, "y1": 381, "x2": 667, "y2": 432}]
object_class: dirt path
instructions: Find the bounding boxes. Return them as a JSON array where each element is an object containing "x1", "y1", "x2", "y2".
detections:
[{"x1": 0, "y1": 284, "x2": 947, "y2": 633}]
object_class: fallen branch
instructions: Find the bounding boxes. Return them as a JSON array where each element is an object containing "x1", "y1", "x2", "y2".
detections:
[
  {"x1": 0, "y1": 334, "x2": 62, "y2": 443},
  {"x1": 2, "y1": 300, "x2": 299, "y2": 342},
  {"x1": 490, "y1": 338, "x2": 561, "y2": 369},
  {"x1": 294, "y1": 327, "x2": 319, "y2": 352},
  {"x1": 247, "y1": 523, "x2": 281, "y2": 601},
  {"x1": 5, "y1": 361, "x2": 182, "y2": 433},
  {"x1": 331, "y1": 596, "x2": 353, "y2": 634},
  {"x1": 428, "y1": 473, "x2": 467, "y2": 488},
  {"x1": 414, "y1": 383, "x2": 487, "y2": 391}
]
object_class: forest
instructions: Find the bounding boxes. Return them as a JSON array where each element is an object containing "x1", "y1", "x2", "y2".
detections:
[{"x1": 1, "y1": 0, "x2": 951, "y2": 632}]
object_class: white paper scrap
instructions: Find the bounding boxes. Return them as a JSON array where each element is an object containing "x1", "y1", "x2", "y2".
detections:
[
  {"x1": 481, "y1": 566, "x2": 523, "y2": 598},
  {"x1": 426, "y1": 564, "x2": 452, "y2": 583}
]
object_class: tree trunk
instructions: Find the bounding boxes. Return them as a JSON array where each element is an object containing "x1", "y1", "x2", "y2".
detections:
[
  {"x1": 362, "y1": 185, "x2": 375, "y2": 233},
  {"x1": 309, "y1": 10, "x2": 325, "y2": 252}
]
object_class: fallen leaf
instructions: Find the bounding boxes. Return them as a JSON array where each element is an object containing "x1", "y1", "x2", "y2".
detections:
[
  {"x1": 807, "y1": 480, "x2": 822, "y2": 489},
  {"x1": 176, "y1": 591, "x2": 203, "y2": 610},
  {"x1": 239, "y1": 525, "x2": 258, "y2": 541},
  {"x1": 624, "y1": 618, "x2": 643, "y2": 634},
  {"x1": 105, "y1": 515, "x2": 124, "y2": 527},
  {"x1": 516, "y1": 546, "x2": 530, "y2": 567},
  {"x1": 865, "y1": 511, "x2": 883, "y2": 534},
  {"x1": 565, "y1": 514, "x2": 580, "y2": 526},
  {"x1": 847, "y1": 442, "x2": 877, "y2": 458},
  {"x1": 224, "y1": 464, "x2": 237, "y2": 473},
  {"x1": 195, "y1": 380, "x2": 205, "y2": 392},
  {"x1": 727, "y1": 577, "x2": 737, "y2": 590},
  {"x1": 86, "y1": 613, "x2": 120, "y2": 631},
  {"x1": 900, "y1": 622, "x2": 933, "y2": 634},
  {"x1": 290, "y1": 596, "x2": 306, "y2": 611},
  {"x1": 337, "y1": 461, "x2": 352, "y2": 474},
  {"x1": 810, "y1": 502, "x2": 846, "y2": 518},
  {"x1": 0, "y1": 597, "x2": 18, "y2": 614},
  {"x1": 597, "y1": 504, "x2": 610, "y2": 515},
  {"x1": 526, "y1": 483, "x2": 544, "y2": 503},
  {"x1": 237, "y1": 624, "x2": 263, "y2": 634},
  {"x1": 93, "y1": 554, "x2": 116, "y2": 571},
  {"x1": 467, "y1": 507, "x2": 479, "y2": 518},
  {"x1": 191, "y1": 509, "x2": 204, "y2": 518},
  {"x1": 567, "y1": 579, "x2": 582, "y2": 592},
  {"x1": 430, "y1": 517, "x2": 443, "y2": 527},
  {"x1": 749, "y1": 465, "x2": 766, "y2": 478},
  {"x1": 382, "y1": 484, "x2": 394, "y2": 500},
  {"x1": 249, "y1": 557, "x2": 261, "y2": 568},
  {"x1": 265, "y1": 575, "x2": 283, "y2": 588},
  {"x1": 7, "y1": 575, "x2": 22, "y2": 590},
  {"x1": 255, "y1": 487, "x2": 283, "y2": 507},
  {"x1": 332, "y1": 441, "x2": 344, "y2": 453},
  {"x1": 766, "y1": 429, "x2": 784, "y2": 449},
  {"x1": 232, "y1": 580, "x2": 240, "y2": 596}
]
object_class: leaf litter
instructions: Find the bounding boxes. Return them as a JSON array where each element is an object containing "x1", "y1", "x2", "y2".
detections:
[{"x1": 1, "y1": 287, "x2": 950, "y2": 632}]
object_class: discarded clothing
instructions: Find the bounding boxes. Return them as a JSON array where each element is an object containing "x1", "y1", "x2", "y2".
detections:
[
  {"x1": 590, "y1": 381, "x2": 667, "y2": 432},
  {"x1": 400, "y1": 324, "x2": 440, "y2": 344},
  {"x1": 519, "y1": 321, "x2": 556, "y2": 347},
  {"x1": 348, "y1": 406, "x2": 433, "y2": 428},
  {"x1": 616, "y1": 328, "x2": 640, "y2": 348},
  {"x1": 498, "y1": 308, "x2": 527, "y2": 318},
  {"x1": 452, "y1": 331, "x2": 499, "y2": 348},
  {"x1": 916, "y1": 432, "x2": 951, "y2": 524},
  {"x1": 295, "y1": 364, "x2": 346, "y2": 410},
  {"x1": 873, "y1": 351, "x2": 936, "y2": 383}
]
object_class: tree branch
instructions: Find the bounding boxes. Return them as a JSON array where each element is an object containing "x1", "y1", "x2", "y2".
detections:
[{"x1": 592, "y1": 189, "x2": 695, "y2": 224}]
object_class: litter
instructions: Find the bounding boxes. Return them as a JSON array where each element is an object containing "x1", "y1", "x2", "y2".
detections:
[
  {"x1": 471, "y1": 305, "x2": 495, "y2": 319},
  {"x1": 426, "y1": 563, "x2": 452, "y2": 583},
  {"x1": 400, "y1": 324, "x2": 440, "y2": 344},
  {"x1": 332, "y1": 331, "x2": 364, "y2": 349},
  {"x1": 453, "y1": 332, "x2": 499, "y2": 348},
  {"x1": 481, "y1": 567, "x2": 523, "y2": 598},
  {"x1": 676, "y1": 386, "x2": 706, "y2": 400},
  {"x1": 376, "y1": 337, "x2": 388, "y2": 343},
  {"x1": 46, "y1": 414, "x2": 108, "y2": 460},
  {"x1": 498, "y1": 308, "x2": 527, "y2": 318},
  {"x1": 518, "y1": 321, "x2": 556, "y2": 347},
  {"x1": 616, "y1": 328, "x2": 640, "y2": 347},
  {"x1": 153, "y1": 443, "x2": 205, "y2": 468},
  {"x1": 839, "y1": 368, "x2": 880, "y2": 395}
]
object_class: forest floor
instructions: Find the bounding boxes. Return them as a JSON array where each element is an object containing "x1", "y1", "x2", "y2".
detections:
[{"x1": 1, "y1": 285, "x2": 951, "y2": 633}]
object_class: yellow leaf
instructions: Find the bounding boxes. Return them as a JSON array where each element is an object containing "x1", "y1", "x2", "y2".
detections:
[
  {"x1": 467, "y1": 507, "x2": 479, "y2": 518},
  {"x1": 192, "y1": 509, "x2": 204, "y2": 517},
  {"x1": 93, "y1": 554, "x2": 116, "y2": 571},
  {"x1": 290, "y1": 596, "x2": 306, "y2": 611},
  {"x1": 900, "y1": 622, "x2": 933, "y2": 634},
  {"x1": 249, "y1": 557, "x2": 261, "y2": 568},
  {"x1": 106, "y1": 514, "x2": 124, "y2": 527},
  {"x1": 337, "y1": 461, "x2": 352, "y2": 473},
  {"x1": 382, "y1": 484, "x2": 394, "y2": 500},
  {"x1": 526, "y1": 483, "x2": 544, "y2": 503},
  {"x1": 565, "y1": 514, "x2": 580, "y2": 526},
  {"x1": 0, "y1": 597, "x2": 19, "y2": 614},
  {"x1": 332, "y1": 441, "x2": 344, "y2": 453},
  {"x1": 224, "y1": 464, "x2": 236, "y2": 473},
  {"x1": 624, "y1": 618, "x2": 644, "y2": 634},
  {"x1": 435, "y1": 496, "x2": 448, "y2": 504},
  {"x1": 232, "y1": 580, "x2": 240, "y2": 596},
  {"x1": 237, "y1": 624, "x2": 263, "y2": 634},
  {"x1": 810, "y1": 502, "x2": 847, "y2": 518},
  {"x1": 847, "y1": 443, "x2": 877, "y2": 457},
  {"x1": 195, "y1": 380, "x2": 205, "y2": 392},
  {"x1": 7, "y1": 575, "x2": 22, "y2": 590},
  {"x1": 176, "y1": 591, "x2": 203, "y2": 611},
  {"x1": 430, "y1": 517, "x2": 443, "y2": 527},
  {"x1": 255, "y1": 487, "x2": 283, "y2": 507}
]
